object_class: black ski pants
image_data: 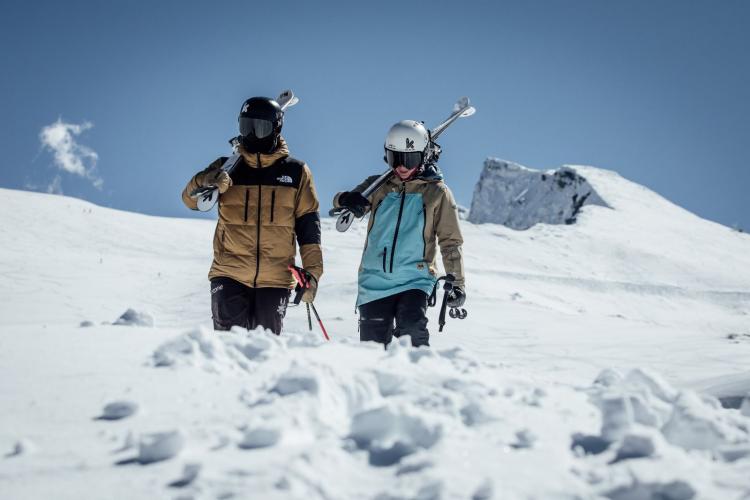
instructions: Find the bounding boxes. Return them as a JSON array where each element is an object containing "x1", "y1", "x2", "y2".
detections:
[
  {"x1": 210, "y1": 277, "x2": 290, "y2": 335},
  {"x1": 358, "y1": 289, "x2": 429, "y2": 347}
]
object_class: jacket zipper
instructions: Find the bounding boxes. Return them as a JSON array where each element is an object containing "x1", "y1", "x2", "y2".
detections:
[
  {"x1": 389, "y1": 184, "x2": 407, "y2": 273},
  {"x1": 382, "y1": 247, "x2": 387, "y2": 273},
  {"x1": 271, "y1": 189, "x2": 276, "y2": 222},
  {"x1": 253, "y1": 153, "x2": 262, "y2": 287},
  {"x1": 244, "y1": 189, "x2": 249, "y2": 222}
]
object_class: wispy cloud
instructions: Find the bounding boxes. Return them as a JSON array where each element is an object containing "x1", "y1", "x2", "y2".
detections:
[
  {"x1": 46, "y1": 175, "x2": 63, "y2": 195},
  {"x1": 39, "y1": 119, "x2": 103, "y2": 189}
]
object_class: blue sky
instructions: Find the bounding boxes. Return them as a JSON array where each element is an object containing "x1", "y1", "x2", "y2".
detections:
[{"x1": 2, "y1": 0, "x2": 749, "y2": 230}]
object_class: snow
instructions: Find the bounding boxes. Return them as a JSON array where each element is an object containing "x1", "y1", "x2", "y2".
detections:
[
  {"x1": 97, "y1": 401, "x2": 139, "y2": 421},
  {"x1": 133, "y1": 430, "x2": 185, "y2": 465},
  {"x1": 112, "y1": 308, "x2": 154, "y2": 327},
  {"x1": 1, "y1": 163, "x2": 750, "y2": 499}
]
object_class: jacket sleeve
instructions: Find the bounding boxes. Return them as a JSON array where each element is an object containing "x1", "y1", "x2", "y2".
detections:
[
  {"x1": 295, "y1": 164, "x2": 323, "y2": 282},
  {"x1": 435, "y1": 184, "x2": 465, "y2": 289},
  {"x1": 181, "y1": 157, "x2": 226, "y2": 210},
  {"x1": 332, "y1": 174, "x2": 382, "y2": 213}
]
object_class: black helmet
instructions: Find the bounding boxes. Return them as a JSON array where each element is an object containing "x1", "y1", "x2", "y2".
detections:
[{"x1": 238, "y1": 97, "x2": 283, "y2": 154}]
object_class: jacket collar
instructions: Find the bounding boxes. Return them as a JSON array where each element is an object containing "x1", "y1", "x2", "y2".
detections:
[
  {"x1": 238, "y1": 136, "x2": 290, "y2": 168},
  {"x1": 387, "y1": 164, "x2": 445, "y2": 187}
]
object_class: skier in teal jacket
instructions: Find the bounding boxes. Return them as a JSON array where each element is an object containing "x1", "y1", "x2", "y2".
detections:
[{"x1": 333, "y1": 120, "x2": 466, "y2": 347}]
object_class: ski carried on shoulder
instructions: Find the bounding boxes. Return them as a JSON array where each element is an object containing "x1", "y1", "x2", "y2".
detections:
[
  {"x1": 190, "y1": 137, "x2": 242, "y2": 211},
  {"x1": 330, "y1": 96, "x2": 476, "y2": 232},
  {"x1": 191, "y1": 89, "x2": 299, "y2": 212}
]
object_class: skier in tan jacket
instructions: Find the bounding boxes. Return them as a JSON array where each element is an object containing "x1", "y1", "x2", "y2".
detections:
[{"x1": 182, "y1": 97, "x2": 322, "y2": 334}]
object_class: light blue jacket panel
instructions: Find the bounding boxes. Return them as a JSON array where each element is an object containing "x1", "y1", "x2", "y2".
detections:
[{"x1": 357, "y1": 190, "x2": 436, "y2": 306}]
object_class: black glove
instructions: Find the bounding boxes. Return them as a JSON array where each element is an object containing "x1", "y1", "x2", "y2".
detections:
[
  {"x1": 447, "y1": 286, "x2": 465, "y2": 308},
  {"x1": 338, "y1": 191, "x2": 370, "y2": 218}
]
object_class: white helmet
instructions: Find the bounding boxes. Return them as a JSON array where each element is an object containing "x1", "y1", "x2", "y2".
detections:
[{"x1": 384, "y1": 120, "x2": 430, "y2": 169}]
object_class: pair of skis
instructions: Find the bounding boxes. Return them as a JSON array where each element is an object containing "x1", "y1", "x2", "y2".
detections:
[
  {"x1": 190, "y1": 90, "x2": 299, "y2": 212},
  {"x1": 329, "y1": 96, "x2": 476, "y2": 232}
]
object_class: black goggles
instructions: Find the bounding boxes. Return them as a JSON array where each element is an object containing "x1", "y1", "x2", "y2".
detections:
[
  {"x1": 385, "y1": 149, "x2": 423, "y2": 169},
  {"x1": 239, "y1": 117, "x2": 275, "y2": 138}
]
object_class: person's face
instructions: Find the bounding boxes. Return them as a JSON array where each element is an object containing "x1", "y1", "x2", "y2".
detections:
[{"x1": 394, "y1": 165, "x2": 418, "y2": 181}]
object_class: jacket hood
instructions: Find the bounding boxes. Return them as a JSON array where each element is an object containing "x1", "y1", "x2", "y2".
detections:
[{"x1": 417, "y1": 164, "x2": 444, "y2": 182}]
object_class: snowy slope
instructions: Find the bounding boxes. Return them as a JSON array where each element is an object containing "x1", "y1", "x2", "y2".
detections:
[{"x1": 1, "y1": 167, "x2": 750, "y2": 499}]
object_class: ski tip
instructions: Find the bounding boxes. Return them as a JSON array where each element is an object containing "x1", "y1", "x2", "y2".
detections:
[
  {"x1": 453, "y1": 96, "x2": 471, "y2": 112},
  {"x1": 278, "y1": 89, "x2": 299, "y2": 110}
]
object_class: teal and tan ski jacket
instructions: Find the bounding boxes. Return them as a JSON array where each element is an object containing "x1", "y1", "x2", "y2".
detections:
[{"x1": 334, "y1": 165, "x2": 464, "y2": 307}]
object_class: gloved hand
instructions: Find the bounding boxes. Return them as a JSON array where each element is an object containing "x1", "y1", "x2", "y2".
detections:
[
  {"x1": 196, "y1": 166, "x2": 233, "y2": 194},
  {"x1": 447, "y1": 286, "x2": 465, "y2": 308},
  {"x1": 301, "y1": 279, "x2": 318, "y2": 303},
  {"x1": 338, "y1": 191, "x2": 370, "y2": 218}
]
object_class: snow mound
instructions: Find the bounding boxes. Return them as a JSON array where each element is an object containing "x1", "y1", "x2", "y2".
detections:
[
  {"x1": 113, "y1": 308, "x2": 154, "y2": 327},
  {"x1": 349, "y1": 405, "x2": 443, "y2": 466},
  {"x1": 97, "y1": 400, "x2": 138, "y2": 420},
  {"x1": 151, "y1": 326, "x2": 286, "y2": 371},
  {"x1": 168, "y1": 463, "x2": 202, "y2": 488},
  {"x1": 573, "y1": 368, "x2": 750, "y2": 498},
  {"x1": 585, "y1": 368, "x2": 750, "y2": 453},
  {"x1": 143, "y1": 331, "x2": 598, "y2": 497},
  {"x1": 468, "y1": 158, "x2": 609, "y2": 228},
  {"x1": 139, "y1": 331, "x2": 750, "y2": 498},
  {"x1": 5, "y1": 439, "x2": 36, "y2": 458},
  {"x1": 590, "y1": 369, "x2": 750, "y2": 459},
  {"x1": 136, "y1": 430, "x2": 184, "y2": 464}
]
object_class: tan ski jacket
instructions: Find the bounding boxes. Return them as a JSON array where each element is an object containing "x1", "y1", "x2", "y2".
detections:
[{"x1": 182, "y1": 137, "x2": 323, "y2": 289}]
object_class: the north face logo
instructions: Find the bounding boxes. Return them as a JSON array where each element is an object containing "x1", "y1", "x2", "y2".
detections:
[
  {"x1": 405, "y1": 138, "x2": 415, "y2": 150},
  {"x1": 277, "y1": 175, "x2": 293, "y2": 184}
]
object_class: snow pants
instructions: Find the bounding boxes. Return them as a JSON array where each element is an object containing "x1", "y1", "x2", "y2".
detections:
[
  {"x1": 210, "y1": 277, "x2": 290, "y2": 335},
  {"x1": 358, "y1": 289, "x2": 429, "y2": 347}
]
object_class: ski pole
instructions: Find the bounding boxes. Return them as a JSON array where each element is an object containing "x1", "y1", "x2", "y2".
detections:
[
  {"x1": 438, "y1": 285, "x2": 449, "y2": 332},
  {"x1": 428, "y1": 275, "x2": 467, "y2": 332},
  {"x1": 288, "y1": 265, "x2": 330, "y2": 341},
  {"x1": 308, "y1": 303, "x2": 330, "y2": 341}
]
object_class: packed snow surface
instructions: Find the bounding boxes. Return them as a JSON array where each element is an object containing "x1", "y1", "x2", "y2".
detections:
[{"x1": 1, "y1": 164, "x2": 750, "y2": 499}]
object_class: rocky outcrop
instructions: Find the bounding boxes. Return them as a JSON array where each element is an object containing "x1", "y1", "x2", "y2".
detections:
[{"x1": 468, "y1": 158, "x2": 609, "y2": 229}]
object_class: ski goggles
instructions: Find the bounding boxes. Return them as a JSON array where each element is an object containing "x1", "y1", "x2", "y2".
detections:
[
  {"x1": 385, "y1": 149, "x2": 423, "y2": 169},
  {"x1": 239, "y1": 117, "x2": 275, "y2": 138}
]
